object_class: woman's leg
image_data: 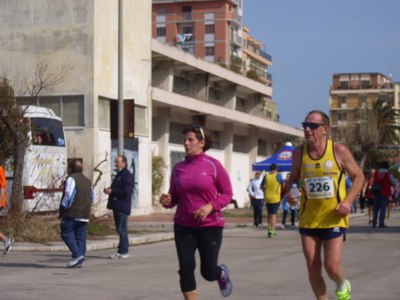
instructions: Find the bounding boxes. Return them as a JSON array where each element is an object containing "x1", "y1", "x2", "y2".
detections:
[
  {"x1": 174, "y1": 224, "x2": 198, "y2": 296},
  {"x1": 197, "y1": 227, "x2": 223, "y2": 282}
]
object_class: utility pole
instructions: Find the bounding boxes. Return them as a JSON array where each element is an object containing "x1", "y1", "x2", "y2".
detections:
[{"x1": 118, "y1": 0, "x2": 124, "y2": 155}]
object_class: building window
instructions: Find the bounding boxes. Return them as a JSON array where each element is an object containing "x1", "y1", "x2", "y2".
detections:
[
  {"x1": 16, "y1": 95, "x2": 85, "y2": 127},
  {"x1": 340, "y1": 81, "x2": 349, "y2": 89},
  {"x1": 205, "y1": 46, "x2": 214, "y2": 56},
  {"x1": 169, "y1": 122, "x2": 186, "y2": 144},
  {"x1": 182, "y1": 6, "x2": 192, "y2": 20},
  {"x1": 361, "y1": 80, "x2": 370, "y2": 88},
  {"x1": 205, "y1": 24, "x2": 215, "y2": 34},
  {"x1": 158, "y1": 7, "x2": 167, "y2": 14},
  {"x1": 212, "y1": 131, "x2": 221, "y2": 149},
  {"x1": 157, "y1": 27, "x2": 166, "y2": 37},
  {"x1": 258, "y1": 139, "x2": 267, "y2": 156},
  {"x1": 233, "y1": 135, "x2": 246, "y2": 153},
  {"x1": 338, "y1": 112, "x2": 347, "y2": 121},
  {"x1": 358, "y1": 95, "x2": 367, "y2": 107},
  {"x1": 236, "y1": 97, "x2": 246, "y2": 112},
  {"x1": 170, "y1": 151, "x2": 186, "y2": 170},
  {"x1": 338, "y1": 95, "x2": 347, "y2": 104}
]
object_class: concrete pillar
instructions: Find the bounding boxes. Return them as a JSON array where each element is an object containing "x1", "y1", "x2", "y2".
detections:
[
  {"x1": 154, "y1": 107, "x2": 170, "y2": 160},
  {"x1": 247, "y1": 127, "x2": 258, "y2": 176},
  {"x1": 220, "y1": 122, "x2": 234, "y2": 174}
]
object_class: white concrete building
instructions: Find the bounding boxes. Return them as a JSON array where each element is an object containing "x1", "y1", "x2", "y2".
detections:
[{"x1": 151, "y1": 39, "x2": 303, "y2": 208}]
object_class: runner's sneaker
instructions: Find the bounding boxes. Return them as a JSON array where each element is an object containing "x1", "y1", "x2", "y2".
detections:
[
  {"x1": 109, "y1": 252, "x2": 130, "y2": 259},
  {"x1": 268, "y1": 230, "x2": 277, "y2": 238},
  {"x1": 218, "y1": 264, "x2": 232, "y2": 297},
  {"x1": 279, "y1": 224, "x2": 286, "y2": 230},
  {"x1": 335, "y1": 279, "x2": 351, "y2": 300},
  {"x1": 3, "y1": 238, "x2": 15, "y2": 255}
]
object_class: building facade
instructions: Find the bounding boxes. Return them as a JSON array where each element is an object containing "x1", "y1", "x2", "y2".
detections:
[
  {"x1": 329, "y1": 72, "x2": 400, "y2": 141},
  {"x1": 1, "y1": 0, "x2": 303, "y2": 214},
  {"x1": 151, "y1": 39, "x2": 302, "y2": 208}
]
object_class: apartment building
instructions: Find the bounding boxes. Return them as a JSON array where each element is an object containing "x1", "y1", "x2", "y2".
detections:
[
  {"x1": 329, "y1": 72, "x2": 400, "y2": 141},
  {"x1": 151, "y1": 39, "x2": 302, "y2": 207},
  {"x1": 152, "y1": 0, "x2": 275, "y2": 119},
  {"x1": 152, "y1": 0, "x2": 243, "y2": 64}
]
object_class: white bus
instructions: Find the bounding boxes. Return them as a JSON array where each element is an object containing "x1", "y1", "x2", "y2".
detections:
[{"x1": 7, "y1": 106, "x2": 67, "y2": 212}]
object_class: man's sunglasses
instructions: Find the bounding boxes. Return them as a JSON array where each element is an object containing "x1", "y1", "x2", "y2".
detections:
[
  {"x1": 302, "y1": 122, "x2": 326, "y2": 130},
  {"x1": 192, "y1": 125, "x2": 205, "y2": 140}
]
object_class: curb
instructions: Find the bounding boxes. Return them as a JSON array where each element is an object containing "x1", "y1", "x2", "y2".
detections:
[{"x1": 12, "y1": 232, "x2": 175, "y2": 252}]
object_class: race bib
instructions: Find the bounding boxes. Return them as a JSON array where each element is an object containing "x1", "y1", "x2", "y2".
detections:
[{"x1": 305, "y1": 177, "x2": 335, "y2": 199}]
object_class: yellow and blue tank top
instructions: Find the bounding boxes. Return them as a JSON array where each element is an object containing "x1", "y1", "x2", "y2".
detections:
[
  {"x1": 299, "y1": 140, "x2": 348, "y2": 229},
  {"x1": 264, "y1": 172, "x2": 281, "y2": 204}
]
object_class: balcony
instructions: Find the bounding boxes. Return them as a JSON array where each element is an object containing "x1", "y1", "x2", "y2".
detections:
[{"x1": 230, "y1": 34, "x2": 242, "y2": 47}]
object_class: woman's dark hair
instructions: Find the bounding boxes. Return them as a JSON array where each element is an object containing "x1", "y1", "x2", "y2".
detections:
[{"x1": 182, "y1": 125, "x2": 213, "y2": 152}]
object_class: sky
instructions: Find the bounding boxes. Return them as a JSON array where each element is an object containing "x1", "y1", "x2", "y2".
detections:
[{"x1": 243, "y1": 0, "x2": 400, "y2": 128}]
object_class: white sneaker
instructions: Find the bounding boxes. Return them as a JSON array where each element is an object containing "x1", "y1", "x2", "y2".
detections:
[
  {"x1": 3, "y1": 238, "x2": 15, "y2": 255},
  {"x1": 67, "y1": 256, "x2": 85, "y2": 268},
  {"x1": 109, "y1": 252, "x2": 130, "y2": 259},
  {"x1": 279, "y1": 224, "x2": 286, "y2": 230}
]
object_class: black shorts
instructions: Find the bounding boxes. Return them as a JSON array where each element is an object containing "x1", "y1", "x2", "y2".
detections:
[
  {"x1": 367, "y1": 197, "x2": 374, "y2": 206},
  {"x1": 266, "y1": 202, "x2": 280, "y2": 214},
  {"x1": 299, "y1": 227, "x2": 346, "y2": 241}
]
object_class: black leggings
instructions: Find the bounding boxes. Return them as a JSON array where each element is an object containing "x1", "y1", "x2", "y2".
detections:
[{"x1": 174, "y1": 223, "x2": 223, "y2": 292}]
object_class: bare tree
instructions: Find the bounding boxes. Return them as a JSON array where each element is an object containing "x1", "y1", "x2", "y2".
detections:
[{"x1": 0, "y1": 58, "x2": 69, "y2": 217}]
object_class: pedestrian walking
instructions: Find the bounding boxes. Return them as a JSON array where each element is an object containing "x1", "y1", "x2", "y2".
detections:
[
  {"x1": 260, "y1": 163, "x2": 284, "y2": 238},
  {"x1": 59, "y1": 159, "x2": 94, "y2": 268},
  {"x1": 371, "y1": 161, "x2": 396, "y2": 228}
]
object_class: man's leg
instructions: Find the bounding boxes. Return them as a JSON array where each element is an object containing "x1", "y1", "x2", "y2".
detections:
[
  {"x1": 323, "y1": 236, "x2": 345, "y2": 286},
  {"x1": 75, "y1": 221, "x2": 87, "y2": 258},
  {"x1": 301, "y1": 234, "x2": 327, "y2": 300},
  {"x1": 379, "y1": 196, "x2": 389, "y2": 227},
  {"x1": 113, "y1": 210, "x2": 129, "y2": 254},
  {"x1": 61, "y1": 219, "x2": 83, "y2": 258},
  {"x1": 372, "y1": 197, "x2": 380, "y2": 227}
]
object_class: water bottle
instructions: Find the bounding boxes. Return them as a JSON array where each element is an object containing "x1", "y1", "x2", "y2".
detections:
[{"x1": 290, "y1": 184, "x2": 300, "y2": 210}]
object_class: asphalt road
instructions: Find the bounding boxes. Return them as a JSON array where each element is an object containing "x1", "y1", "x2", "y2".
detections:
[{"x1": 1, "y1": 211, "x2": 399, "y2": 300}]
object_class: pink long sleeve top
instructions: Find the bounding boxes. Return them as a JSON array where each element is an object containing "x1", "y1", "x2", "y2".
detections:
[{"x1": 166, "y1": 152, "x2": 233, "y2": 228}]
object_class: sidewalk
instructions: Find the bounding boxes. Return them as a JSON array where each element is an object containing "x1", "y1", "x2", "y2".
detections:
[{"x1": 11, "y1": 211, "x2": 367, "y2": 252}]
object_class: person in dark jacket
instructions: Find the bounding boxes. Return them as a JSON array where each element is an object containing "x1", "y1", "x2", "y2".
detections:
[
  {"x1": 60, "y1": 159, "x2": 94, "y2": 268},
  {"x1": 104, "y1": 155, "x2": 134, "y2": 259},
  {"x1": 372, "y1": 161, "x2": 397, "y2": 228}
]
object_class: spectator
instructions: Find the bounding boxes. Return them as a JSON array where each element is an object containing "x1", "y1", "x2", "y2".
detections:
[{"x1": 247, "y1": 170, "x2": 264, "y2": 228}]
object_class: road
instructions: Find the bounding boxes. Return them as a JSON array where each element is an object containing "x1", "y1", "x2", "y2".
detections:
[{"x1": 1, "y1": 212, "x2": 399, "y2": 299}]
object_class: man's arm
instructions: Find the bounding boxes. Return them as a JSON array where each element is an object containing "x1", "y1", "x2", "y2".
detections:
[
  {"x1": 335, "y1": 143, "x2": 365, "y2": 215},
  {"x1": 61, "y1": 177, "x2": 76, "y2": 208},
  {"x1": 286, "y1": 146, "x2": 302, "y2": 205}
]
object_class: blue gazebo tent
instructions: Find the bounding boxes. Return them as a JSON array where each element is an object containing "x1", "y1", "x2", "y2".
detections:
[{"x1": 252, "y1": 142, "x2": 294, "y2": 172}]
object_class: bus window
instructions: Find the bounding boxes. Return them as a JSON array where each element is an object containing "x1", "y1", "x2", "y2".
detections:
[{"x1": 31, "y1": 118, "x2": 65, "y2": 146}]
